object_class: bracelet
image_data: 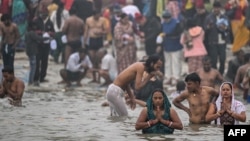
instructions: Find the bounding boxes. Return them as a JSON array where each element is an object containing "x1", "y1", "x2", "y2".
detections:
[
  {"x1": 147, "y1": 121, "x2": 151, "y2": 127},
  {"x1": 168, "y1": 121, "x2": 173, "y2": 127}
]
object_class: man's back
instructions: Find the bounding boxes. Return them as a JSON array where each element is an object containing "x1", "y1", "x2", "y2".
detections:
[
  {"x1": 62, "y1": 15, "x2": 84, "y2": 41},
  {"x1": 113, "y1": 62, "x2": 144, "y2": 90}
]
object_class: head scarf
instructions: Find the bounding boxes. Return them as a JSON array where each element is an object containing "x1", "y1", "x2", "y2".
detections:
[
  {"x1": 146, "y1": 88, "x2": 171, "y2": 120},
  {"x1": 143, "y1": 88, "x2": 174, "y2": 134},
  {"x1": 215, "y1": 82, "x2": 245, "y2": 124}
]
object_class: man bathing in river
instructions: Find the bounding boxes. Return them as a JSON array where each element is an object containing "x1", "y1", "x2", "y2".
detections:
[
  {"x1": 0, "y1": 67, "x2": 25, "y2": 106},
  {"x1": 106, "y1": 54, "x2": 163, "y2": 116},
  {"x1": 173, "y1": 72, "x2": 219, "y2": 124}
]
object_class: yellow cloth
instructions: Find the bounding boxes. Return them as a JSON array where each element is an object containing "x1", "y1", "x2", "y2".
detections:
[
  {"x1": 185, "y1": 0, "x2": 193, "y2": 10},
  {"x1": 231, "y1": 19, "x2": 250, "y2": 53},
  {"x1": 47, "y1": 3, "x2": 58, "y2": 16},
  {"x1": 157, "y1": 0, "x2": 165, "y2": 18},
  {"x1": 104, "y1": 18, "x2": 112, "y2": 42}
]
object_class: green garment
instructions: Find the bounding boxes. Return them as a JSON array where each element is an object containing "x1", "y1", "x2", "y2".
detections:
[{"x1": 142, "y1": 89, "x2": 174, "y2": 134}]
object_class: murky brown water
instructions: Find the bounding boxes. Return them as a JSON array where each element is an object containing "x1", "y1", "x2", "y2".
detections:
[
  {"x1": 1, "y1": 87, "x2": 249, "y2": 141},
  {"x1": 0, "y1": 50, "x2": 249, "y2": 141}
]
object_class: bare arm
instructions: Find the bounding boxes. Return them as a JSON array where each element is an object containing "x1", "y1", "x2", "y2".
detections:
[
  {"x1": 231, "y1": 111, "x2": 246, "y2": 122},
  {"x1": 205, "y1": 103, "x2": 218, "y2": 123},
  {"x1": 172, "y1": 92, "x2": 191, "y2": 117},
  {"x1": 169, "y1": 108, "x2": 183, "y2": 130},
  {"x1": 135, "y1": 99, "x2": 146, "y2": 107},
  {"x1": 135, "y1": 108, "x2": 150, "y2": 130},
  {"x1": 134, "y1": 67, "x2": 155, "y2": 91},
  {"x1": 6, "y1": 81, "x2": 25, "y2": 101},
  {"x1": 13, "y1": 24, "x2": 20, "y2": 48},
  {"x1": 125, "y1": 85, "x2": 136, "y2": 110},
  {"x1": 0, "y1": 84, "x2": 5, "y2": 98},
  {"x1": 209, "y1": 87, "x2": 219, "y2": 103},
  {"x1": 216, "y1": 71, "x2": 224, "y2": 83},
  {"x1": 83, "y1": 20, "x2": 89, "y2": 45}
]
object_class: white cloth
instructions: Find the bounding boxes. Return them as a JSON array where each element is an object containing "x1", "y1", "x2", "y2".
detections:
[
  {"x1": 43, "y1": 32, "x2": 50, "y2": 43},
  {"x1": 215, "y1": 82, "x2": 246, "y2": 125},
  {"x1": 50, "y1": 9, "x2": 70, "y2": 32},
  {"x1": 122, "y1": 5, "x2": 140, "y2": 18},
  {"x1": 106, "y1": 83, "x2": 127, "y2": 116},
  {"x1": 50, "y1": 39, "x2": 57, "y2": 50},
  {"x1": 66, "y1": 52, "x2": 93, "y2": 72},
  {"x1": 101, "y1": 54, "x2": 118, "y2": 81},
  {"x1": 164, "y1": 50, "x2": 182, "y2": 80}
]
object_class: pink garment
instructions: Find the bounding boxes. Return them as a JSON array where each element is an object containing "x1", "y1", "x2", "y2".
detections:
[{"x1": 180, "y1": 26, "x2": 207, "y2": 58}]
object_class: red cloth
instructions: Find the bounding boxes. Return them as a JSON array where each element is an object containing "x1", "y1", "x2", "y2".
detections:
[
  {"x1": 61, "y1": 0, "x2": 74, "y2": 11},
  {"x1": 0, "y1": 0, "x2": 11, "y2": 14}
]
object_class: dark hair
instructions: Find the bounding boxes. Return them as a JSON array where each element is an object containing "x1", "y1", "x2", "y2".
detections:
[
  {"x1": 152, "y1": 88, "x2": 165, "y2": 96},
  {"x1": 2, "y1": 66, "x2": 14, "y2": 74},
  {"x1": 185, "y1": 72, "x2": 201, "y2": 84},
  {"x1": 213, "y1": 1, "x2": 222, "y2": 8},
  {"x1": 56, "y1": 0, "x2": 64, "y2": 29},
  {"x1": 222, "y1": 82, "x2": 232, "y2": 90},
  {"x1": 186, "y1": 18, "x2": 197, "y2": 29},
  {"x1": 1, "y1": 14, "x2": 11, "y2": 22},
  {"x1": 145, "y1": 54, "x2": 161, "y2": 73},
  {"x1": 120, "y1": 13, "x2": 128, "y2": 19},
  {"x1": 202, "y1": 55, "x2": 211, "y2": 63},
  {"x1": 176, "y1": 80, "x2": 186, "y2": 92}
]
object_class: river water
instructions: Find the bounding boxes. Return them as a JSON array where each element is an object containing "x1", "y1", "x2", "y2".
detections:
[{"x1": 0, "y1": 52, "x2": 249, "y2": 141}]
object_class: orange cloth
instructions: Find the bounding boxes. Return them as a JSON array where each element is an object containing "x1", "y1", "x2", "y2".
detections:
[{"x1": 231, "y1": 19, "x2": 250, "y2": 53}]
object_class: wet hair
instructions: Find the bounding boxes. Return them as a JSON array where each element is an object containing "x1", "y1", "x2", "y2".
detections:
[
  {"x1": 185, "y1": 72, "x2": 201, "y2": 84},
  {"x1": 2, "y1": 66, "x2": 14, "y2": 74},
  {"x1": 1, "y1": 14, "x2": 11, "y2": 22},
  {"x1": 145, "y1": 54, "x2": 161, "y2": 73},
  {"x1": 176, "y1": 80, "x2": 186, "y2": 93}
]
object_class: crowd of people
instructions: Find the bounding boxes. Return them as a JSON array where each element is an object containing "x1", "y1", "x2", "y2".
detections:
[{"x1": 0, "y1": 0, "x2": 249, "y2": 135}]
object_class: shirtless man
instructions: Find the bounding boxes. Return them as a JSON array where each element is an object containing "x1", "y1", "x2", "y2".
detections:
[
  {"x1": 173, "y1": 72, "x2": 219, "y2": 124},
  {"x1": 106, "y1": 54, "x2": 163, "y2": 116},
  {"x1": 0, "y1": 67, "x2": 25, "y2": 107},
  {"x1": 84, "y1": 10, "x2": 107, "y2": 83},
  {"x1": 62, "y1": 8, "x2": 85, "y2": 68},
  {"x1": 196, "y1": 56, "x2": 224, "y2": 88},
  {"x1": 0, "y1": 14, "x2": 20, "y2": 69},
  {"x1": 234, "y1": 53, "x2": 250, "y2": 100}
]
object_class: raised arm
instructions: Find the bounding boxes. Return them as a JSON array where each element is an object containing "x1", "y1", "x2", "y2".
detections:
[{"x1": 172, "y1": 92, "x2": 191, "y2": 117}]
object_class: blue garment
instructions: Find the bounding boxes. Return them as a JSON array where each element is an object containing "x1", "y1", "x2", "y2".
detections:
[
  {"x1": 162, "y1": 18, "x2": 183, "y2": 52},
  {"x1": 142, "y1": 89, "x2": 174, "y2": 134}
]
